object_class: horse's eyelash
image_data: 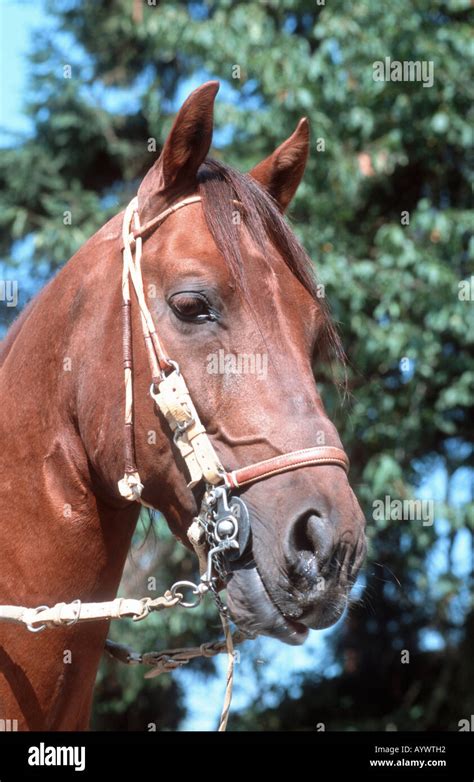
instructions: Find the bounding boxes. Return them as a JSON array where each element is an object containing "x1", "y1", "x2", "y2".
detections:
[{"x1": 172, "y1": 290, "x2": 211, "y2": 304}]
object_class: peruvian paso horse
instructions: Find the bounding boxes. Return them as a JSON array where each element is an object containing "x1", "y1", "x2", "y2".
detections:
[{"x1": 0, "y1": 82, "x2": 366, "y2": 729}]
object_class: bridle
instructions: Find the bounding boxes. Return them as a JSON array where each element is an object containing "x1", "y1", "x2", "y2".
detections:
[{"x1": 119, "y1": 193, "x2": 350, "y2": 609}]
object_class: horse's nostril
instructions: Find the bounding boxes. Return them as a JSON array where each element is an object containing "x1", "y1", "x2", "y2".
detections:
[
  {"x1": 287, "y1": 509, "x2": 333, "y2": 591},
  {"x1": 289, "y1": 511, "x2": 334, "y2": 571},
  {"x1": 283, "y1": 507, "x2": 365, "y2": 602}
]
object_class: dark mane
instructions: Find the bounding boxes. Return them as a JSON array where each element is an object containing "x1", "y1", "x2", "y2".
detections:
[{"x1": 197, "y1": 158, "x2": 346, "y2": 370}]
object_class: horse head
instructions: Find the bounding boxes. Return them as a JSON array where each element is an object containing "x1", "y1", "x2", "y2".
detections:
[{"x1": 93, "y1": 81, "x2": 367, "y2": 644}]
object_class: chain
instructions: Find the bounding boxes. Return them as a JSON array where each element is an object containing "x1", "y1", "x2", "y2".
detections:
[{"x1": 196, "y1": 485, "x2": 243, "y2": 616}]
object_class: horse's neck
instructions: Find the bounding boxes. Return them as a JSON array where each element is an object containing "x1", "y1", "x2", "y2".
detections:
[
  {"x1": 0, "y1": 215, "x2": 139, "y2": 604},
  {"x1": 0, "y1": 217, "x2": 143, "y2": 730}
]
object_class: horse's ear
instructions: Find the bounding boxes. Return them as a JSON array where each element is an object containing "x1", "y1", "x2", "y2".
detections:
[
  {"x1": 138, "y1": 81, "x2": 219, "y2": 216},
  {"x1": 249, "y1": 118, "x2": 310, "y2": 212}
]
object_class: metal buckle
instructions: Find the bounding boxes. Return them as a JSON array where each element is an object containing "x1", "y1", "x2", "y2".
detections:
[
  {"x1": 26, "y1": 605, "x2": 49, "y2": 633},
  {"x1": 170, "y1": 580, "x2": 207, "y2": 609},
  {"x1": 173, "y1": 416, "x2": 195, "y2": 444},
  {"x1": 149, "y1": 360, "x2": 181, "y2": 401}
]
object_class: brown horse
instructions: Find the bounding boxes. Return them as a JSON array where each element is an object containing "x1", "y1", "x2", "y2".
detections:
[{"x1": 0, "y1": 82, "x2": 366, "y2": 730}]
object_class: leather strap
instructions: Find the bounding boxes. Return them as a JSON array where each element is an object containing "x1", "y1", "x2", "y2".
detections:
[
  {"x1": 224, "y1": 446, "x2": 349, "y2": 489},
  {"x1": 127, "y1": 195, "x2": 203, "y2": 245}
]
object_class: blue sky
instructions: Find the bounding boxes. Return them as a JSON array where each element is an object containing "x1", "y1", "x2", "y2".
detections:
[{"x1": 0, "y1": 1, "x2": 49, "y2": 145}]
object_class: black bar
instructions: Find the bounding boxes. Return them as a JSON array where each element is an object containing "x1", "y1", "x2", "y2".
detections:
[{"x1": 0, "y1": 731, "x2": 471, "y2": 779}]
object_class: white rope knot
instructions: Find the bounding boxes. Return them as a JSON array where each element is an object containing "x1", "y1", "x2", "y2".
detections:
[{"x1": 118, "y1": 471, "x2": 144, "y2": 501}]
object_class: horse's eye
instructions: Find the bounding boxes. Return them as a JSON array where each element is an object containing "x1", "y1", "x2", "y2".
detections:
[{"x1": 168, "y1": 292, "x2": 216, "y2": 323}]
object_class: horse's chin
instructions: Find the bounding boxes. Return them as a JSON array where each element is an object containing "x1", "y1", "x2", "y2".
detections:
[{"x1": 225, "y1": 565, "x2": 309, "y2": 646}]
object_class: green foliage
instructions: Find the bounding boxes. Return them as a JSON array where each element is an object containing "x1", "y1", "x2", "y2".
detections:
[{"x1": 1, "y1": 0, "x2": 472, "y2": 729}]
